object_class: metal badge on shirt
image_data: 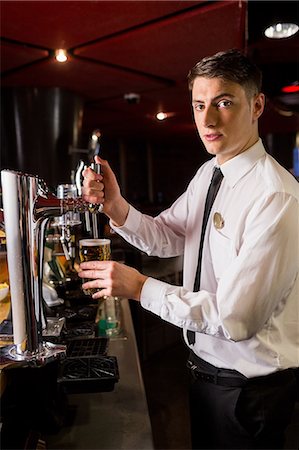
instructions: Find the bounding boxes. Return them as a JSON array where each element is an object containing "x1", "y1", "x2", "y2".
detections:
[{"x1": 213, "y1": 212, "x2": 225, "y2": 230}]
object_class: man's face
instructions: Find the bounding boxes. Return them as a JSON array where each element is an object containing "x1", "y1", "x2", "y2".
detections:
[{"x1": 191, "y1": 77, "x2": 264, "y2": 164}]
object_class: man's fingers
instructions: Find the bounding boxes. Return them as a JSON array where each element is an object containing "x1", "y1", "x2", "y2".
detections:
[
  {"x1": 92, "y1": 288, "x2": 110, "y2": 299},
  {"x1": 79, "y1": 260, "x2": 110, "y2": 270},
  {"x1": 95, "y1": 155, "x2": 108, "y2": 166},
  {"x1": 79, "y1": 269, "x2": 104, "y2": 279}
]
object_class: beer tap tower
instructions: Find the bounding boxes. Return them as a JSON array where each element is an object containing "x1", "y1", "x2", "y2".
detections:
[{"x1": 0, "y1": 169, "x2": 96, "y2": 365}]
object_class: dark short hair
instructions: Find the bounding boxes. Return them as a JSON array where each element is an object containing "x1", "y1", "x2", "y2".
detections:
[{"x1": 188, "y1": 49, "x2": 262, "y2": 99}]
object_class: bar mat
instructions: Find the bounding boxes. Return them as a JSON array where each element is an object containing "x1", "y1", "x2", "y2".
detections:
[
  {"x1": 64, "y1": 321, "x2": 96, "y2": 340},
  {"x1": 66, "y1": 337, "x2": 109, "y2": 358},
  {"x1": 58, "y1": 356, "x2": 119, "y2": 393},
  {"x1": 57, "y1": 305, "x2": 98, "y2": 322}
]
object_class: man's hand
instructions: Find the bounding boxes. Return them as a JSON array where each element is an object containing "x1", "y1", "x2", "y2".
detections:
[
  {"x1": 82, "y1": 156, "x2": 129, "y2": 226},
  {"x1": 78, "y1": 260, "x2": 148, "y2": 301}
]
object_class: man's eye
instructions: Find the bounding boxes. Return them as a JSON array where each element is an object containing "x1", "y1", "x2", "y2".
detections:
[
  {"x1": 194, "y1": 103, "x2": 204, "y2": 111},
  {"x1": 217, "y1": 100, "x2": 232, "y2": 108}
]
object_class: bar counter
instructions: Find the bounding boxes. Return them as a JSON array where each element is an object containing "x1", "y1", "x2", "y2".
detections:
[
  {"x1": 45, "y1": 298, "x2": 154, "y2": 449},
  {"x1": 0, "y1": 297, "x2": 154, "y2": 450}
]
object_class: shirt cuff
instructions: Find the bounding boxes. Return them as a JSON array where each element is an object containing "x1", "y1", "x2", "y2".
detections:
[
  {"x1": 140, "y1": 277, "x2": 170, "y2": 316},
  {"x1": 109, "y1": 205, "x2": 142, "y2": 234}
]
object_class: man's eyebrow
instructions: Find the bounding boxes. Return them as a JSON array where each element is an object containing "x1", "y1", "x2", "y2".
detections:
[{"x1": 192, "y1": 93, "x2": 235, "y2": 103}]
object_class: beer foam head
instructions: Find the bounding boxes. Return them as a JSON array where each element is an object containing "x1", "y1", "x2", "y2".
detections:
[{"x1": 79, "y1": 238, "x2": 111, "y2": 247}]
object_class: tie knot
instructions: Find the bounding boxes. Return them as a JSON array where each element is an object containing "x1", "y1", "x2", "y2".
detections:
[{"x1": 211, "y1": 167, "x2": 223, "y2": 185}]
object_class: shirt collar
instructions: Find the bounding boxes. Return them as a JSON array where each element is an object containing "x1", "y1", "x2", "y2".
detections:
[{"x1": 214, "y1": 139, "x2": 266, "y2": 188}]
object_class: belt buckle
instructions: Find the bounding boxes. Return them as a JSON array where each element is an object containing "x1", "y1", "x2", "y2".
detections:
[
  {"x1": 187, "y1": 359, "x2": 201, "y2": 381},
  {"x1": 187, "y1": 359, "x2": 197, "y2": 371},
  {"x1": 187, "y1": 360, "x2": 218, "y2": 384}
]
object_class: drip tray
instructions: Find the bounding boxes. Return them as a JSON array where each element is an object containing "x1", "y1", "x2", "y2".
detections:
[
  {"x1": 63, "y1": 321, "x2": 96, "y2": 340},
  {"x1": 58, "y1": 338, "x2": 119, "y2": 393},
  {"x1": 58, "y1": 356, "x2": 119, "y2": 394},
  {"x1": 66, "y1": 337, "x2": 109, "y2": 358}
]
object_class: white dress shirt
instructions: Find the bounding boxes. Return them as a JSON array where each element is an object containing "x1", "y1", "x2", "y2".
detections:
[{"x1": 112, "y1": 139, "x2": 299, "y2": 378}]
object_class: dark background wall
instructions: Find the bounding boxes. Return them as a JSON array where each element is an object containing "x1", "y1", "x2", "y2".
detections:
[{"x1": 1, "y1": 86, "x2": 296, "y2": 210}]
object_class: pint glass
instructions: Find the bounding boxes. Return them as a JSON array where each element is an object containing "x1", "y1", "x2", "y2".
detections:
[{"x1": 79, "y1": 238, "x2": 111, "y2": 295}]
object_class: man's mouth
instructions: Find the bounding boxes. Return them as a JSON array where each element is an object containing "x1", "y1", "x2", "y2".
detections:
[{"x1": 204, "y1": 133, "x2": 222, "y2": 142}]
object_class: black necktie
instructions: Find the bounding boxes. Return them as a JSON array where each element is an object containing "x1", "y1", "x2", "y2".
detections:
[{"x1": 187, "y1": 167, "x2": 224, "y2": 345}]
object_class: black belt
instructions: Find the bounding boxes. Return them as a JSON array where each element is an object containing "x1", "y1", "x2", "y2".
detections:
[
  {"x1": 187, "y1": 359, "x2": 248, "y2": 387},
  {"x1": 187, "y1": 351, "x2": 295, "y2": 388}
]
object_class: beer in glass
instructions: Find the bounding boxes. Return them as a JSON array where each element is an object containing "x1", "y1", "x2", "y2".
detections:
[{"x1": 79, "y1": 238, "x2": 111, "y2": 295}]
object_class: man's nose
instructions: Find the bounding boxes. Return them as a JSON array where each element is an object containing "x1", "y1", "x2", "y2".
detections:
[{"x1": 202, "y1": 105, "x2": 217, "y2": 127}]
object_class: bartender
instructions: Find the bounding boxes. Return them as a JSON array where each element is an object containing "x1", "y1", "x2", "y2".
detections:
[{"x1": 79, "y1": 49, "x2": 299, "y2": 450}]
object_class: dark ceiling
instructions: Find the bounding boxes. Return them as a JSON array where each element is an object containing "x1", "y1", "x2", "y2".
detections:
[{"x1": 1, "y1": 0, "x2": 298, "y2": 142}]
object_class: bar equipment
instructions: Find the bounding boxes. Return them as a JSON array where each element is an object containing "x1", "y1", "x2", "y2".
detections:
[
  {"x1": 97, "y1": 296, "x2": 122, "y2": 337},
  {"x1": 75, "y1": 129, "x2": 103, "y2": 239},
  {"x1": 43, "y1": 183, "x2": 82, "y2": 292},
  {"x1": 79, "y1": 238, "x2": 111, "y2": 296},
  {"x1": 55, "y1": 183, "x2": 81, "y2": 260},
  {"x1": 89, "y1": 129, "x2": 103, "y2": 239},
  {"x1": 0, "y1": 169, "x2": 98, "y2": 365}
]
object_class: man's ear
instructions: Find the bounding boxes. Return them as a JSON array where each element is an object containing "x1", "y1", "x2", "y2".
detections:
[{"x1": 253, "y1": 93, "x2": 265, "y2": 121}]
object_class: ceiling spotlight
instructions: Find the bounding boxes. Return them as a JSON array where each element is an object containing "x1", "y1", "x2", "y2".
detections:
[
  {"x1": 55, "y1": 49, "x2": 68, "y2": 63},
  {"x1": 264, "y1": 23, "x2": 299, "y2": 39},
  {"x1": 156, "y1": 112, "x2": 168, "y2": 121}
]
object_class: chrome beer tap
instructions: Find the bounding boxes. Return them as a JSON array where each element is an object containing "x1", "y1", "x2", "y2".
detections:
[
  {"x1": 75, "y1": 129, "x2": 103, "y2": 239},
  {"x1": 55, "y1": 183, "x2": 81, "y2": 261},
  {"x1": 0, "y1": 169, "x2": 94, "y2": 365}
]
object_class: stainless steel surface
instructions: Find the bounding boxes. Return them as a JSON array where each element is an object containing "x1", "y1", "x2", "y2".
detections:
[
  {"x1": 0, "y1": 169, "x2": 97, "y2": 364},
  {"x1": 56, "y1": 183, "x2": 81, "y2": 260},
  {"x1": 0, "y1": 341, "x2": 67, "y2": 364},
  {"x1": 92, "y1": 213, "x2": 99, "y2": 239},
  {"x1": 90, "y1": 162, "x2": 103, "y2": 237},
  {"x1": 46, "y1": 299, "x2": 154, "y2": 450},
  {"x1": 1, "y1": 169, "x2": 66, "y2": 364},
  {"x1": 74, "y1": 159, "x2": 103, "y2": 235}
]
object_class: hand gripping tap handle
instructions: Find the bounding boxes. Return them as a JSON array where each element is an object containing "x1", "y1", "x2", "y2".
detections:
[
  {"x1": 75, "y1": 160, "x2": 91, "y2": 232},
  {"x1": 89, "y1": 162, "x2": 104, "y2": 214}
]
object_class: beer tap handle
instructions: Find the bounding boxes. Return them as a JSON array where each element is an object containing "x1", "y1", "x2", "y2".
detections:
[
  {"x1": 85, "y1": 211, "x2": 91, "y2": 233},
  {"x1": 90, "y1": 162, "x2": 104, "y2": 214},
  {"x1": 90, "y1": 163, "x2": 100, "y2": 238},
  {"x1": 76, "y1": 162, "x2": 91, "y2": 233},
  {"x1": 60, "y1": 227, "x2": 71, "y2": 261},
  {"x1": 91, "y1": 213, "x2": 98, "y2": 238},
  {"x1": 89, "y1": 129, "x2": 103, "y2": 214},
  {"x1": 61, "y1": 241, "x2": 71, "y2": 261},
  {"x1": 74, "y1": 159, "x2": 92, "y2": 232},
  {"x1": 75, "y1": 160, "x2": 85, "y2": 197}
]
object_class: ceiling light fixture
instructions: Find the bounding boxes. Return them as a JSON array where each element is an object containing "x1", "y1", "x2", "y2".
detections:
[
  {"x1": 264, "y1": 23, "x2": 299, "y2": 39},
  {"x1": 55, "y1": 49, "x2": 68, "y2": 63},
  {"x1": 156, "y1": 112, "x2": 168, "y2": 121}
]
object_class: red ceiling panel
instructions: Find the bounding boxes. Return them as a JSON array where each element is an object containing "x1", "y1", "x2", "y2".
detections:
[
  {"x1": 1, "y1": 0, "x2": 297, "y2": 140},
  {"x1": 1, "y1": 56, "x2": 166, "y2": 100},
  {"x1": 82, "y1": 96, "x2": 197, "y2": 139},
  {"x1": 75, "y1": 1, "x2": 245, "y2": 81},
  {"x1": 0, "y1": 0, "x2": 204, "y2": 49},
  {"x1": 1, "y1": 40, "x2": 49, "y2": 72},
  {"x1": 82, "y1": 83, "x2": 195, "y2": 138},
  {"x1": 85, "y1": 83, "x2": 190, "y2": 120}
]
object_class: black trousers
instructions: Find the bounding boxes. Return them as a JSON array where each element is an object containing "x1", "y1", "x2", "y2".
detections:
[{"x1": 188, "y1": 352, "x2": 298, "y2": 450}]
